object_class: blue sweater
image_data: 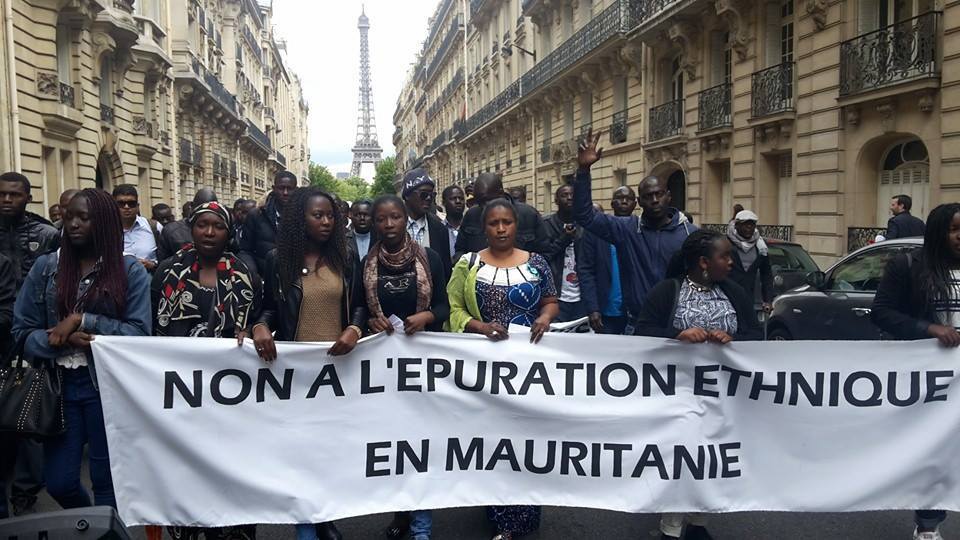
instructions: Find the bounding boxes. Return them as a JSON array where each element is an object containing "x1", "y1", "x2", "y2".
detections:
[{"x1": 573, "y1": 169, "x2": 696, "y2": 315}]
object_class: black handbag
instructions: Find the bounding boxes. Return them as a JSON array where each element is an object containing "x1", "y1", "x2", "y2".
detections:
[{"x1": 0, "y1": 334, "x2": 65, "y2": 439}]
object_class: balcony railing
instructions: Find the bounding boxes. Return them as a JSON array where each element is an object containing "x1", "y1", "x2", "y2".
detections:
[
  {"x1": 698, "y1": 83, "x2": 732, "y2": 131},
  {"x1": 59, "y1": 82, "x2": 75, "y2": 108},
  {"x1": 463, "y1": 0, "x2": 634, "y2": 138},
  {"x1": 100, "y1": 105, "x2": 114, "y2": 124},
  {"x1": 274, "y1": 150, "x2": 287, "y2": 167},
  {"x1": 242, "y1": 25, "x2": 262, "y2": 63},
  {"x1": 839, "y1": 11, "x2": 940, "y2": 98},
  {"x1": 649, "y1": 99, "x2": 684, "y2": 142},
  {"x1": 178, "y1": 138, "x2": 192, "y2": 164},
  {"x1": 848, "y1": 227, "x2": 887, "y2": 252},
  {"x1": 426, "y1": 16, "x2": 464, "y2": 82},
  {"x1": 702, "y1": 224, "x2": 794, "y2": 242},
  {"x1": 751, "y1": 62, "x2": 794, "y2": 117},
  {"x1": 427, "y1": 68, "x2": 464, "y2": 121},
  {"x1": 203, "y1": 69, "x2": 238, "y2": 116},
  {"x1": 246, "y1": 119, "x2": 271, "y2": 151},
  {"x1": 627, "y1": 0, "x2": 682, "y2": 30},
  {"x1": 192, "y1": 143, "x2": 203, "y2": 167},
  {"x1": 610, "y1": 110, "x2": 628, "y2": 144},
  {"x1": 470, "y1": 0, "x2": 490, "y2": 16}
]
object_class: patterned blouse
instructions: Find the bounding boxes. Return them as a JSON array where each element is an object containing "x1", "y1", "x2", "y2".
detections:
[
  {"x1": 672, "y1": 278, "x2": 738, "y2": 334},
  {"x1": 475, "y1": 253, "x2": 557, "y2": 328}
]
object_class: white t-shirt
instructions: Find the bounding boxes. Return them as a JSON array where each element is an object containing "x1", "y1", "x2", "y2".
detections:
[{"x1": 559, "y1": 243, "x2": 580, "y2": 303}]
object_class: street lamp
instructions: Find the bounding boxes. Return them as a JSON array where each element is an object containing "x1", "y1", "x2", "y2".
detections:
[{"x1": 501, "y1": 44, "x2": 536, "y2": 61}]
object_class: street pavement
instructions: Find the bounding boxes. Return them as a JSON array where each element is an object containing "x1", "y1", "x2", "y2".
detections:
[{"x1": 24, "y1": 483, "x2": 956, "y2": 539}]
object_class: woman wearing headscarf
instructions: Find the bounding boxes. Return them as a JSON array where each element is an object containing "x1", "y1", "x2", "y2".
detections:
[
  {"x1": 363, "y1": 195, "x2": 449, "y2": 540},
  {"x1": 151, "y1": 201, "x2": 261, "y2": 539}
]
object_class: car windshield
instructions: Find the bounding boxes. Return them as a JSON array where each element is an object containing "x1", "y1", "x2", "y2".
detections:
[{"x1": 768, "y1": 244, "x2": 819, "y2": 273}]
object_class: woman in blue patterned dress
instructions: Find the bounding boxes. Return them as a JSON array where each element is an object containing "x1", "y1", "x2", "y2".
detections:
[{"x1": 447, "y1": 198, "x2": 559, "y2": 539}]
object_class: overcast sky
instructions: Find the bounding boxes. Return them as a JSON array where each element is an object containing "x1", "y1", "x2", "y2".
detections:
[{"x1": 272, "y1": 0, "x2": 437, "y2": 177}]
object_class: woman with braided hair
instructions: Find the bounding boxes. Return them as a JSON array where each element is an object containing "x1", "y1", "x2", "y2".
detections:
[
  {"x1": 363, "y1": 195, "x2": 449, "y2": 540},
  {"x1": 250, "y1": 186, "x2": 366, "y2": 540},
  {"x1": 12, "y1": 188, "x2": 151, "y2": 510},
  {"x1": 150, "y1": 200, "x2": 261, "y2": 540},
  {"x1": 634, "y1": 228, "x2": 760, "y2": 540}
]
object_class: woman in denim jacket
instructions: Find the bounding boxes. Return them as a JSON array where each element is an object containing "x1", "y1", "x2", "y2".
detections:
[{"x1": 12, "y1": 188, "x2": 151, "y2": 510}]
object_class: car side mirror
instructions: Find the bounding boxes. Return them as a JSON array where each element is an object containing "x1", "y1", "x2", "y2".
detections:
[{"x1": 805, "y1": 271, "x2": 826, "y2": 289}]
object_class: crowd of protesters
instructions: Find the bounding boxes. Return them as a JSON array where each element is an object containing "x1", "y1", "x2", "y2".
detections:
[{"x1": 0, "y1": 128, "x2": 950, "y2": 540}]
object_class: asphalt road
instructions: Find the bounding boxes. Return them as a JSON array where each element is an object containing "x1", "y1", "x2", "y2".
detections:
[{"x1": 23, "y1": 485, "x2": 955, "y2": 539}]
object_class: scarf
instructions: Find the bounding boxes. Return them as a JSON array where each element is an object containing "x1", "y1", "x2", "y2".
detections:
[
  {"x1": 726, "y1": 221, "x2": 768, "y2": 256},
  {"x1": 363, "y1": 233, "x2": 432, "y2": 320}
]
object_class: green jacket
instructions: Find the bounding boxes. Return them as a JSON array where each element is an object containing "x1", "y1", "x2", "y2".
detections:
[{"x1": 446, "y1": 253, "x2": 483, "y2": 333}]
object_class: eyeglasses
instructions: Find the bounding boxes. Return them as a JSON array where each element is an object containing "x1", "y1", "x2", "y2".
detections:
[
  {"x1": 116, "y1": 201, "x2": 139, "y2": 209},
  {"x1": 418, "y1": 191, "x2": 437, "y2": 201}
]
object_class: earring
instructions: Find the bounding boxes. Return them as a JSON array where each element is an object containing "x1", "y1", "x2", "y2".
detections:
[{"x1": 702, "y1": 270, "x2": 709, "y2": 281}]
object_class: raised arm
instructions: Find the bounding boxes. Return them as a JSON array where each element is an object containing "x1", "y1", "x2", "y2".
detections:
[{"x1": 572, "y1": 130, "x2": 628, "y2": 245}]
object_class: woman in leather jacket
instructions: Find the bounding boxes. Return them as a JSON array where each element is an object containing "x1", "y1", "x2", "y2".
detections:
[{"x1": 250, "y1": 187, "x2": 367, "y2": 540}]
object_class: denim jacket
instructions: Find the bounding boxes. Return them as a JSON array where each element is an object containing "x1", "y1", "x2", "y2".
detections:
[{"x1": 11, "y1": 252, "x2": 152, "y2": 388}]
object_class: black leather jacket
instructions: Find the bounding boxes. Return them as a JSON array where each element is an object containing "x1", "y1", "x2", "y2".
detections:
[
  {"x1": 240, "y1": 197, "x2": 281, "y2": 274},
  {"x1": 453, "y1": 195, "x2": 548, "y2": 262},
  {"x1": 0, "y1": 212, "x2": 59, "y2": 286},
  {"x1": 256, "y1": 250, "x2": 368, "y2": 341}
]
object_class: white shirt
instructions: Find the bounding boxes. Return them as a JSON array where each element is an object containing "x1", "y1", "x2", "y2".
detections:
[
  {"x1": 559, "y1": 244, "x2": 580, "y2": 303},
  {"x1": 407, "y1": 216, "x2": 430, "y2": 248},
  {"x1": 354, "y1": 231, "x2": 371, "y2": 259},
  {"x1": 123, "y1": 215, "x2": 158, "y2": 262}
]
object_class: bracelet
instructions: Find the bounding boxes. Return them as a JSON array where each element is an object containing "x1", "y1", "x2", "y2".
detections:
[
  {"x1": 251, "y1": 322, "x2": 269, "y2": 334},
  {"x1": 347, "y1": 325, "x2": 363, "y2": 339}
]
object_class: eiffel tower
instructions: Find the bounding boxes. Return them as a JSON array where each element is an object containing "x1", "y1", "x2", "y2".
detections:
[{"x1": 350, "y1": 6, "x2": 382, "y2": 178}]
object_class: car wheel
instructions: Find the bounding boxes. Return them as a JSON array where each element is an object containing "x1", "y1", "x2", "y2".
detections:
[{"x1": 767, "y1": 326, "x2": 792, "y2": 341}]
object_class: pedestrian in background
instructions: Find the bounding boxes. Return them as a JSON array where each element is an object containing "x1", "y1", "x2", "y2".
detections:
[
  {"x1": 580, "y1": 186, "x2": 637, "y2": 334},
  {"x1": 543, "y1": 183, "x2": 585, "y2": 322},
  {"x1": 873, "y1": 202, "x2": 960, "y2": 540},
  {"x1": 53, "y1": 189, "x2": 80, "y2": 230},
  {"x1": 453, "y1": 173, "x2": 548, "y2": 262},
  {"x1": 12, "y1": 188, "x2": 151, "y2": 511},
  {"x1": 113, "y1": 184, "x2": 159, "y2": 273},
  {"x1": 240, "y1": 171, "x2": 298, "y2": 273},
  {"x1": 347, "y1": 198, "x2": 374, "y2": 259},
  {"x1": 885, "y1": 194, "x2": 926, "y2": 240},
  {"x1": 152, "y1": 203, "x2": 176, "y2": 227},
  {"x1": 441, "y1": 185, "x2": 465, "y2": 257},
  {"x1": 727, "y1": 210, "x2": 773, "y2": 314},
  {"x1": 401, "y1": 169, "x2": 452, "y2": 278}
]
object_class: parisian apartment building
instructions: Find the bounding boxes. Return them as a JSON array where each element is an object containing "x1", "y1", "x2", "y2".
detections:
[
  {"x1": 394, "y1": 0, "x2": 952, "y2": 265},
  {"x1": 0, "y1": 0, "x2": 310, "y2": 216}
]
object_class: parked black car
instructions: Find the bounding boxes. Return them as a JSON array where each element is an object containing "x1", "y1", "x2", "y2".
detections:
[
  {"x1": 766, "y1": 239, "x2": 821, "y2": 298},
  {"x1": 765, "y1": 238, "x2": 923, "y2": 340}
]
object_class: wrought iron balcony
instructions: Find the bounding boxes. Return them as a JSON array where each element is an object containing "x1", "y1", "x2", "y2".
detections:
[
  {"x1": 465, "y1": 79, "x2": 521, "y2": 134},
  {"x1": 415, "y1": 94, "x2": 427, "y2": 112},
  {"x1": 610, "y1": 110, "x2": 628, "y2": 144},
  {"x1": 425, "y1": 0, "x2": 455, "y2": 47},
  {"x1": 751, "y1": 62, "x2": 794, "y2": 117},
  {"x1": 203, "y1": 69, "x2": 238, "y2": 116},
  {"x1": 626, "y1": 0, "x2": 683, "y2": 30},
  {"x1": 242, "y1": 25, "x2": 262, "y2": 63},
  {"x1": 245, "y1": 119, "x2": 271, "y2": 151},
  {"x1": 274, "y1": 150, "x2": 287, "y2": 167},
  {"x1": 848, "y1": 227, "x2": 887, "y2": 252},
  {"x1": 470, "y1": 0, "x2": 490, "y2": 16},
  {"x1": 649, "y1": 99, "x2": 684, "y2": 142},
  {"x1": 426, "y1": 16, "x2": 464, "y2": 82},
  {"x1": 178, "y1": 138, "x2": 192, "y2": 164},
  {"x1": 839, "y1": 11, "x2": 940, "y2": 98},
  {"x1": 100, "y1": 105, "x2": 114, "y2": 124},
  {"x1": 698, "y1": 83, "x2": 732, "y2": 131},
  {"x1": 59, "y1": 82, "x2": 75, "y2": 108},
  {"x1": 192, "y1": 143, "x2": 202, "y2": 166}
]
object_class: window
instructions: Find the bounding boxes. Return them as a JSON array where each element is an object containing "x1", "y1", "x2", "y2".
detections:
[
  {"x1": 781, "y1": 0, "x2": 794, "y2": 64},
  {"x1": 99, "y1": 55, "x2": 113, "y2": 106},
  {"x1": 563, "y1": 101, "x2": 574, "y2": 140},
  {"x1": 778, "y1": 153, "x2": 794, "y2": 225},
  {"x1": 768, "y1": 244, "x2": 818, "y2": 273},
  {"x1": 827, "y1": 246, "x2": 903, "y2": 292},
  {"x1": 580, "y1": 92, "x2": 593, "y2": 128},
  {"x1": 877, "y1": 139, "x2": 930, "y2": 227},
  {"x1": 56, "y1": 25, "x2": 71, "y2": 83}
]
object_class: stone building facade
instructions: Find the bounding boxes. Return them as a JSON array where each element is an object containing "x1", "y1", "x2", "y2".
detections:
[
  {"x1": 395, "y1": 0, "x2": 955, "y2": 264},
  {"x1": 0, "y1": 0, "x2": 308, "y2": 218}
]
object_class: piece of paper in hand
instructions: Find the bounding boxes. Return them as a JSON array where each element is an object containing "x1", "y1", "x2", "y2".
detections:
[{"x1": 388, "y1": 315, "x2": 405, "y2": 333}]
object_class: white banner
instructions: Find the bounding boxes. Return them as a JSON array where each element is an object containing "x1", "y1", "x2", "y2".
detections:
[{"x1": 92, "y1": 333, "x2": 960, "y2": 527}]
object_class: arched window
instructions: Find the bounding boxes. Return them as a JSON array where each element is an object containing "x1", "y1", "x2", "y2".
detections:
[{"x1": 877, "y1": 139, "x2": 929, "y2": 226}]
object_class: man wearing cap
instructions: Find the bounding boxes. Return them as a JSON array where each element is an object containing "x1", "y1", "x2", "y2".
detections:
[
  {"x1": 402, "y1": 168, "x2": 452, "y2": 279},
  {"x1": 727, "y1": 210, "x2": 774, "y2": 313}
]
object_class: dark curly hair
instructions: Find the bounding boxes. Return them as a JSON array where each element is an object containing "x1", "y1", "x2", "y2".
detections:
[
  {"x1": 276, "y1": 187, "x2": 349, "y2": 292},
  {"x1": 681, "y1": 229, "x2": 725, "y2": 273},
  {"x1": 57, "y1": 188, "x2": 127, "y2": 318},
  {"x1": 922, "y1": 203, "x2": 960, "y2": 306}
]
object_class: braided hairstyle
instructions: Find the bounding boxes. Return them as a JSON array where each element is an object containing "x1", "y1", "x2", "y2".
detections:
[
  {"x1": 921, "y1": 203, "x2": 960, "y2": 306},
  {"x1": 681, "y1": 229, "x2": 725, "y2": 274},
  {"x1": 57, "y1": 188, "x2": 127, "y2": 319},
  {"x1": 276, "y1": 187, "x2": 349, "y2": 292}
]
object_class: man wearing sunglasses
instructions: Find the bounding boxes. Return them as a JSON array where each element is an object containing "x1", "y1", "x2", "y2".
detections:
[
  {"x1": 113, "y1": 184, "x2": 158, "y2": 272},
  {"x1": 401, "y1": 168, "x2": 452, "y2": 279}
]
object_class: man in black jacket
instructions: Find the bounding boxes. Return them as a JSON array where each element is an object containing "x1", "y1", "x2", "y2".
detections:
[
  {"x1": 885, "y1": 194, "x2": 926, "y2": 240},
  {"x1": 240, "y1": 171, "x2": 297, "y2": 273},
  {"x1": 543, "y1": 183, "x2": 586, "y2": 322},
  {"x1": 401, "y1": 169, "x2": 452, "y2": 279},
  {"x1": 0, "y1": 252, "x2": 21, "y2": 519},
  {"x1": 453, "y1": 172, "x2": 549, "y2": 261},
  {"x1": 726, "y1": 210, "x2": 773, "y2": 313},
  {"x1": 0, "y1": 172, "x2": 59, "y2": 286}
]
